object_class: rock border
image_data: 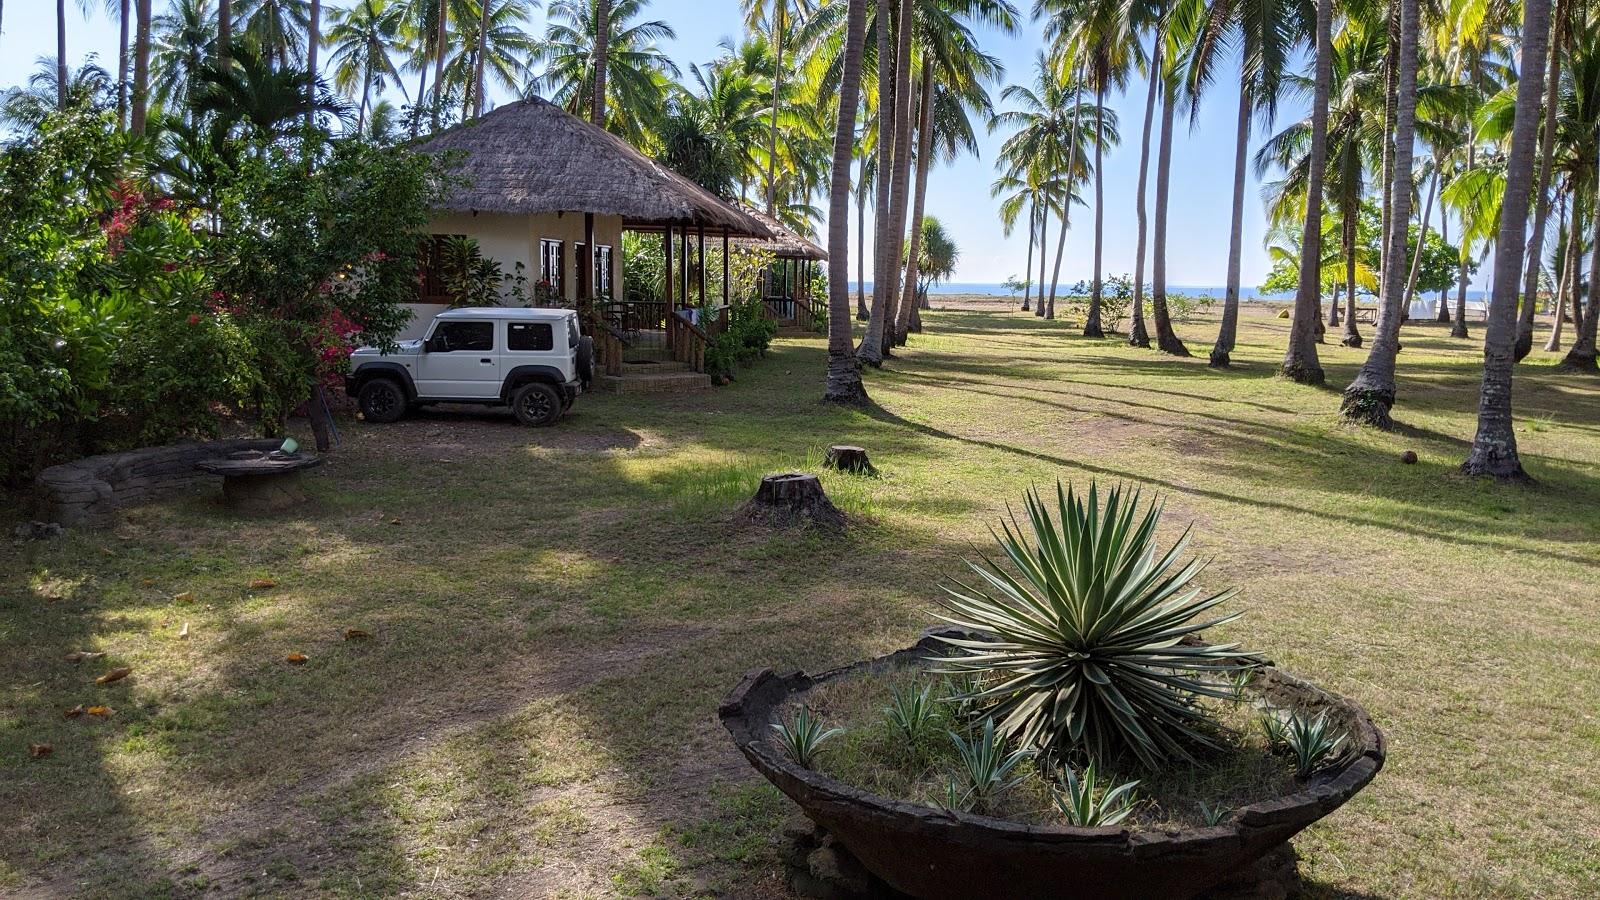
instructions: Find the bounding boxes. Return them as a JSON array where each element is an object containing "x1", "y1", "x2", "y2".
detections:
[
  {"x1": 720, "y1": 627, "x2": 1386, "y2": 900},
  {"x1": 35, "y1": 438, "x2": 286, "y2": 527}
]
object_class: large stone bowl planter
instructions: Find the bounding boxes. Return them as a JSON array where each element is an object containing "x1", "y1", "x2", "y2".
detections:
[{"x1": 720, "y1": 629, "x2": 1385, "y2": 900}]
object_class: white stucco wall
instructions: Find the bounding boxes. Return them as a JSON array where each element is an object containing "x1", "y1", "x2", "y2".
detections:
[{"x1": 398, "y1": 211, "x2": 626, "y2": 340}]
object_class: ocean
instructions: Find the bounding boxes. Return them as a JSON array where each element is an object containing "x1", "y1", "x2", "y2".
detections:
[{"x1": 862, "y1": 281, "x2": 1494, "y2": 303}]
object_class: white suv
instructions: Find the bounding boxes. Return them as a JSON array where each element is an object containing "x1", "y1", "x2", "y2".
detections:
[{"x1": 347, "y1": 308, "x2": 593, "y2": 427}]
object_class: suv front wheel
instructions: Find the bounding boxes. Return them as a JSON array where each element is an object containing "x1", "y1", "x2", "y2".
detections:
[
  {"x1": 510, "y1": 382, "x2": 563, "y2": 427},
  {"x1": 358, "y1": 377, "x2": 408, "y2": 423}
]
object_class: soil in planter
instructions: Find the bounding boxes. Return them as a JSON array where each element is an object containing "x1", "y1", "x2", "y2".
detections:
[{"x1": 782, "y1": 664, "x2": 1300, "y2": 830}]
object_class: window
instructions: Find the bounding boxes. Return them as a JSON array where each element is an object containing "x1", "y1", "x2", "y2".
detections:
[
  {"x1": 431, "y1": 321, "x2": 494, "y2": 352},
  {"x1": 416, "y1": 234, "x2": 465, "y2": 303},
  {"x1": 540, "y1": 239, "x2": 564, "y2": 295},
  {"x1": 567, "y1": 316, "x2": 580, "y2": 349},
  {"x1": 593, "y1": 245, "x2": 613, "y2": 298},
  {"x1": 507, "y1": 321, "x2": 554, "y2": 351}
]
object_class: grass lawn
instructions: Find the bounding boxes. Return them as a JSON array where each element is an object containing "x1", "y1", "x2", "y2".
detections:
[{"x1": 3, "y1": 302, "x2": 1598, "y2": 898}]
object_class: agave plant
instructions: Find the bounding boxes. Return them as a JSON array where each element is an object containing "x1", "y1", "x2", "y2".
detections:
[
  {"x1": 885, "y1": 683, "x2": 940, "y2": 745},
  {"x1": 771, "y1": 706, "x2": 842, "y2": 769},
  {"x1": 1279, "y1": 711, "x2": 1349, "y2": 778},
  {"x1": 933, "y1": 482, "x2": 1256, "y2": 769},
  {"x1": 1052, "y1": 762, "x2": 1140, "y2": 827},
  {"x1": 949, "y1": 718, "x2": 1033, "y2": 814}
]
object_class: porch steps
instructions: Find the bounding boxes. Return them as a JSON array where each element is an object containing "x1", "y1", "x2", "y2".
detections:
[
  {"x1": 619, "y1": 360, "x2": 690, "y2": 374},
  {"x1": 597, "y1": 370, "x2": 713, "y2": 394}
]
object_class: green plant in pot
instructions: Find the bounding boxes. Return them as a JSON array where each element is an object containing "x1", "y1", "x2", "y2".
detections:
[{"x1": 932, "y1": 482, "x2": 1258, "y2": 770}]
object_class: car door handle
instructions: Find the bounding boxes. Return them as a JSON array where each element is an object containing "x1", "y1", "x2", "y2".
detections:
[{"x1": 480, "y1": 358, "x2": 492, "y2": 364}]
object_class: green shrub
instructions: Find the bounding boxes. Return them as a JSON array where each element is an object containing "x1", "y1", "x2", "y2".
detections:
[{"x1": 933, "y1": 481, "x2": 1256, "y2": 769}]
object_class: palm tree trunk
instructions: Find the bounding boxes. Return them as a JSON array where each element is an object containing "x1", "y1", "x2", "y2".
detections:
[
  {"x1": 1377, "y1": 4, "x2": 1398, "y2": 284},
  {"x1": 1021, "y1": 197, "x2": 1035, "y2": 312},
  {"x1": 1050, "y1": 70, "x2": 1085, "y2": 321},
  {"x1": 1037, "y1": 201, "x2": 1049, "y2": 318},
  {"x1": 56, "y1": 0, "x2": 67, "y2": 109},
  {"x1": 1129, "y1": 26, "x2": 1161, "y2": 349},
  {"x1": 413, "y1": 64, "x2": 429, "y2": 138},
  {"x1": 1560, "y1": 158, "x2": 1600, "y2": 372},
  {"x1": 1515, "y1": 0, "x2": 1565, "y2": 362},
  {"x1": 766, "y1": 1, "x2": 783, "y2": 214},
  {"x1": 895, "y1": 63, "x2": 934, "y2": 344},
  {"x1": 1437, "y1": 210, "x2": 1452, "y2": 321},
  {"x1": 116, "y1": 0, "x2": 129, "y2": 128},
  {"x1": 432, "y1": 0, "x2": 447, "y2": 130},
  {"x1": 1463, "y1": 0, "x2": 1552, "y2": 477},
  {"x1": 593, "y1": 0, "x2": 611, "y2": 126},
  {"x1": 879, "y1": 0, "x2": 916, "y2": 356},
  {"x1": 1084, "y1": 83, "x2": 1106, "y2": 336},
  {"x1": 358, "y1": 72, "x2": 371, "y2": 133},
  {"x1": 1403, "y1": 167, "x2": 1439, "y2": 310},
  {"x1": 1545, "y1": 192, "x2": 1574, "y2": 352},
  {"x1": 306, "y1": 0, "x2": 321, "y2": 128},
  {"x1": 1151, "y1": 82, "x2": 1189, "y2": 356},
  {"x1": 218, "y1": 0, "x2": 231, "y2": 66},
  {"x1": 1281, "y1": 0, "x2": 1331, "y2": 383},
  {"x1": 857, "y1": 148, "x2": 869, "y2": 319},
  {"x1": 1451, "y1": 145, "x2": 1475, "y2": 338},
  {"x1": 1210, "y1": 80, "x2": 1250, "y2": 367},
  {"x1": 824, "y1": 0, "x2": 869, "y2": 403},
  {"x1": 1341, "y1": 204, "x2": 1360, "y2": 346},
  {"x1": 129, "y1": 0, "x2": 151, "y2": 135},
  {"x1": 860, "y1": 0, "x2": 895, "y2": 365},
  {"x1": 1342, "y1": 0, "x2": 1419, "y2": 427},
  {"x1": 473, "y1": 0, "x2": 490, "y2": 119}
]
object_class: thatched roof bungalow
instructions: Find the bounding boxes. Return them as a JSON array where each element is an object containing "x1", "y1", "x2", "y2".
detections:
[
  {"x1": 399, "y1": 97, "x2": 776, "y2": 340},
  {"x1": 736, "y1": 206, "x2": 826, "y2": 327}
]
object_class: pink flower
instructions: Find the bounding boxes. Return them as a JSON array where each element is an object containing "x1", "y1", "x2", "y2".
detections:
[{"x1": 186, "y1": 314, "x2": 202, "y2": 325}]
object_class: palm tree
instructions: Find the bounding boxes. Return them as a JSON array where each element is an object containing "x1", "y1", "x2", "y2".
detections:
[
  {"x1": 326, "y1": 0, "x2": 407, "y2": 131},
  {"x1": 593, "y1": 0, "x2": 610, "y2": 125},
  {"x1": 894, "y1": 0, "x2": 1015, "y2": 345},
  {"x1": 1513, "y1": 0, "x2": 1567, "y2": 361},
  {"x1": 306, "y1": 0, "x2": 319, "y2": 122},
  {"x1": 1462, "y1": 0, "x2": 1552, "y2": 477},
  {"x1": 219, "y1": 0, "x2": 232, "y2": 66},
  {"x1": 152, "y1": 0, "x2": 217, "y2": 115},
  {"x1": 1280, "y1": 0, "x2": 1330, "y2": 383},
  {"x1": 825, "y1": 0, "x2": 869, "y2": 403},
  {"x1": 1150, "y1": 56, "x2": 1189, "y2": 355},
  {"x1": 189, "y1": 42, "x2": 346, "y2": 136},
  {"x1": 130, "y1": 0, "x2": 152, "y2": 135},
  {"x1": 1042, "y1": 0, "x2": 1138, "y2": 338},
  {"x1": 860, "y1": 0, "x2": 898, "y2": 364},
  {"x1": 1341, "y1": 0, "x2": 1421, "y2": 427},
  {"x1": 233, "y1": 0, "x2": 309, "y2": 70},
  {"x1": 1127, "y1": 3, "x2": 1164, "y2": 347},
  {"x1": 1187, "y1": 0, "x2": 1304, "y2": 366},
  {"x1": 57, "y1": 0, "x2": 69, "y2": 109},
  {"x1": 536, "y1": 0, "x2": 678, "y2": 141},
  {"x1": 742, "y1": 1, "x2": 815, "y2": 214}
]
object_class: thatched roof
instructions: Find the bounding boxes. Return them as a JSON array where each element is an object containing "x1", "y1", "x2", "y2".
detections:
[
  {"x1": 417, "y1": 97, "x2": 774, "y2": 237},
  {"x1": 735, "y1": 206, "x2": 828, "y2": 261}
]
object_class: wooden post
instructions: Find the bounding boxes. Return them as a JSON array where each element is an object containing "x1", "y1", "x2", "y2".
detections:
[
  {"x1": 698, "y1": 223, "x2": 706, "y2": 307},
  {"x1": 583, "y1": 212, "x2": 595, "y2": 299},
  {"x1": 722, "y1": 229, "x2": 731, "y2": 305},
  {"x1": 680, "y1": 226, "x2": 690, "y2": 312},
  {"x1": 664, "y1": 225, "x2": 673, "y2": 350}
]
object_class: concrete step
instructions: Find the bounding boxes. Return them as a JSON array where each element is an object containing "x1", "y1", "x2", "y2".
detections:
[
  {"x1": 598, "y1": 371, "x2": 714, "y2": 394},
  {"x1": 619, "y1": 360, "x2": 690, "y2": 374}
]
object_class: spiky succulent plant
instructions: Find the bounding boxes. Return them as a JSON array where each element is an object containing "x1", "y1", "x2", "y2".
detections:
[{"x1": 932, "y1": 482, "x2": 1255, "y2": 769}]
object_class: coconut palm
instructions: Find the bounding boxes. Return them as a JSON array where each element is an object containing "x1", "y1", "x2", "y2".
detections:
[
  {"x1": 1279, "y1": 0, "x2": 1330, "y2": 383},
  {"x1": 741, "y1": 1, "x2": 817, "y2": 214},
  {"x1": 825, "y1": 0, "x2": 869, "y2": 403},
  {"x1": 1041, "y1": 0, "x2": 1139, "y2": 338},
  {"x1": 1462, "y1": 0, "x2": 1552, "y2": 477},
  {"x1": 130, "y1": 0, "x2": 151, "y2": 135},
  {"x1": 1341, "y1": 0, "x2": 1422, "y2": 427},
  {"x1": 188, "y1": 42, "x2": 346, "y2": 137},
  {"x1": 535, "y1": 0, "x2": 678, "y2": 142},
  {"x1": 325, "y1": 0, "x2": 408, "y2": 131},
  {"x1": 1185, "y1": 0, "x2": 1307, "y2": 366},
  {"x1": 233, "y1": 0, "x2": 309, "y2": 70},
  {"x1": 438, "y1": 0, "x2": 532, "y2": 121},
  {"x1": 1512, "y1": 0, "x2": 1569, "y2": 360},
  {"x1": 152, "y1": 0, "x2": 217, "y2": 115}
]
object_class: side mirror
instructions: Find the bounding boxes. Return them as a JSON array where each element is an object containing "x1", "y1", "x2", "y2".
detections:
[{"x1": 423, "y1": 336, "x2": 441, "y2": 353}]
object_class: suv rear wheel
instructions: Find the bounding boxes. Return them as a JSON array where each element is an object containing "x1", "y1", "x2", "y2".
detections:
[
  {"x1": 510, "y1": 382, "x2": 562, "y2": 427},
  {"x1": 357, "y1": 377, "x2": 407, "y2": 423}
]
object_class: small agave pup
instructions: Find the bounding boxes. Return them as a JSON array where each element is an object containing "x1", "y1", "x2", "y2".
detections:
[{"x1": 932, "y1": 482, "x2": 1258, "y2": 769}]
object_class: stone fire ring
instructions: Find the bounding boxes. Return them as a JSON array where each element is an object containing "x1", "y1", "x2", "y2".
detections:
[
  {"x1": 194, "y1": 452, "x2": 323, "y2": 512},
  {"x1": 719, "y1": 628, "x2": 1386, "y2": 900}
]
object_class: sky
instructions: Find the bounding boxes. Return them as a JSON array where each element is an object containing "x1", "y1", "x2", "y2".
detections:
[{"x1": 0, "y1": 0, "x2": 1332, "y2": 290}]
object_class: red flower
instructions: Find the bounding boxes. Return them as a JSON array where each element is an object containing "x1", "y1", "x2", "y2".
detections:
[{"x1": 186, "y1": 314, "x2": 202, "y2": 325}]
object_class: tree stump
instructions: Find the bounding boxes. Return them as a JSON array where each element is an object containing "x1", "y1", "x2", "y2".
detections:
[
  {"x1": 824, "y1": 445, "x2": 877, "y2": 476},
  {"x1": 741, "y1": 473, "x2": 845, "y2": 528}
]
